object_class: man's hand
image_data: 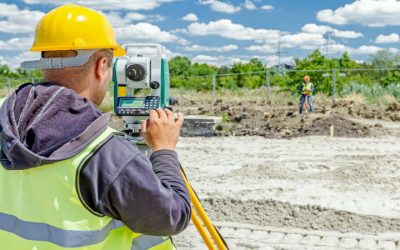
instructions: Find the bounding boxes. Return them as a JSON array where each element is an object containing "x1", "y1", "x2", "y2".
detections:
[{"x1": 141, "y1": 109, "x2": 184, "y2": 151}]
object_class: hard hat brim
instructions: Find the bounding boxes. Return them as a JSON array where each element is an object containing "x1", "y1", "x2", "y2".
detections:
[{"x1": 113, "y1": 45, "x2": 126, "y2": 56}]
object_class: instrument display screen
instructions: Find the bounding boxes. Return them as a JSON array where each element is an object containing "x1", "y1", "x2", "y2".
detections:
[{"x1": 119, "y1": 98, "x2": 146, "y2": 108}]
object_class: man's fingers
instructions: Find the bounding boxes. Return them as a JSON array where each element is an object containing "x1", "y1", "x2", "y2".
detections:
[
  {"x1": 140, "y1": 120, "x2": 147, "y2": 135},
  {"x1": 164, "y1": 108, "x2": 174, "y2": 122},
  {"x1": 176, "y1": 112, "x2": 184, "y2": 128},
  {"x1": 149, "y1": 110, "x2": 159, "y2": 123},
  {"x1": 156, "y1": 108, "x2": 167, "y2": 121}
]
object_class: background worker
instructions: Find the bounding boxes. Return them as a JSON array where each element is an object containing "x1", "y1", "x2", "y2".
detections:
[
  {"x1": 299, "y1": 75, "x2": 315, "y2": 114},
  {"x1": 0, "y1": 4, "x2": 190, "y2": 249}
]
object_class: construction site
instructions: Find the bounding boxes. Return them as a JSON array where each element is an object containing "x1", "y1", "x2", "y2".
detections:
[
  {"x1": 0, "y1": 1, "x2": 399, "y2": 249},
  {"x1": 164, "y1": 91, "x2": 400, "y2": 249}
]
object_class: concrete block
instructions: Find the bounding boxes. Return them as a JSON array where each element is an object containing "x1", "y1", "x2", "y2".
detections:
[{"x1": 358, "y1": 239, "x2": 377, "y2": 249}]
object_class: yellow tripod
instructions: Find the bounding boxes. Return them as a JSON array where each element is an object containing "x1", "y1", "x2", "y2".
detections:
[
  {"x1": 136, "y1": 143, "x2": 228, "y2": 249},
  {"x1": 180, "y1": 166, "x2": 228, "y2": 250}
]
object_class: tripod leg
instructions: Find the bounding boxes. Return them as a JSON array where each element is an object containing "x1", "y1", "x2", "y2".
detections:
[{"x1": 191, "y1": 209, "x2": 216, "y2": 250}]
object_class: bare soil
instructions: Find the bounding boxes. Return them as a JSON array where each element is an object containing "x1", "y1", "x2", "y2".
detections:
[
  {"x1": 108, "y1": 95, "x2": 400, "y2": 249},
  {"x1": 173, "y1": 98, "x2": 400, "y2": 138}
]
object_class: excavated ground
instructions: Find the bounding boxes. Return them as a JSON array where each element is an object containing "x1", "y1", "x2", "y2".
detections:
[
  {"x1": 173, "y1": 98, "x2": 400, "y2": 138},
  {"x1": 109, "y1": 96, "x2": 400, "y2": 249}
]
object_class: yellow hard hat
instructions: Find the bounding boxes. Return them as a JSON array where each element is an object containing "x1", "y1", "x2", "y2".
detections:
[{"x1": 30, "y1": 4, "x2": 125, "y2": 56}]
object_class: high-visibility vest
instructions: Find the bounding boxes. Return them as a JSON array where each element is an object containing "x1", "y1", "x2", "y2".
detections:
[
  {"x1": 0, "y1": 123, "x2": 176, "y2": 250},
  {"x1": 302, "y1": 82, "x2": 313, "y2": 95}
]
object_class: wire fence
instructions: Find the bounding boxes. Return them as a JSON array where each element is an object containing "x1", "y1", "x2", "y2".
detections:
[
  {"x1": 171, "y1": 67, "x2": 400, "y2": 105},
  {"x1": 1, "y1": 68, "x2": 399, "y2": 106}
]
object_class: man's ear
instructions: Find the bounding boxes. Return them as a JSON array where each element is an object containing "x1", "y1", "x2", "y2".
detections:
[{"x1": 95, "y1": 56, "x2": 108, "y2": 80}]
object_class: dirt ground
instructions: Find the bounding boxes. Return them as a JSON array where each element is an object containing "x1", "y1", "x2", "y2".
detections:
[
  {"x1": 169, "y1": 97, "x2": 400, "y2": 249},
  {"x1": 173, "y1": 134, "x2": 400, "y2": 249},
  {"x1": 174, "y1": 97, "x2": 400, "y2": 138},
  {"x1": 110, "y1": 97, "x2": 400, "y2": 249}
]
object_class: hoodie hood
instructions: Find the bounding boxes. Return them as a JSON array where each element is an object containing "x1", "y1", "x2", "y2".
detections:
[{"x1": 0, "y1": 83, "x2": 111, "y2": 170}]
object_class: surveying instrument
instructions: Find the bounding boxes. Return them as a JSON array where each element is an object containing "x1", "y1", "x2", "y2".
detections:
[{"x1": 113, "y1": 44, "x2": 228, "y2": 249}]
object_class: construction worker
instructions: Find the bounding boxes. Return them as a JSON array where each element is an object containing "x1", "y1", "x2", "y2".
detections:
[
  {"x1": 0, "y1": 5, "x2": 190, "y2": 249},
  {"x1": 299, "y1": 75, "x2": 315, "y2": 114}
]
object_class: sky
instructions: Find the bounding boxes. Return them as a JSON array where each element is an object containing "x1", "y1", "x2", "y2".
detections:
[{"x1": 0, "y1": 0, "x2": 399, "y2": 69}]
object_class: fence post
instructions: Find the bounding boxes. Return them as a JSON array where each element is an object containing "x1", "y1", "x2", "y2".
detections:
[
  {"x1": 332, "y1": 69, "x2": 337, "y2": 104},
  {"x1": 212, "y1": 74, "x2": 216, "y2": 106},
  {"x1": 266, "y1": 69, "x2": 271, "y2": 102},
  {"x1": 31, "y1": 77, "x2": 35, "y2": 83}
]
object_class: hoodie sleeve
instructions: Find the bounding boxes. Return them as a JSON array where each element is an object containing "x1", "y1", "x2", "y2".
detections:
[{"x1": 78, "y1": 135, "x2": 191, "y2": 236}]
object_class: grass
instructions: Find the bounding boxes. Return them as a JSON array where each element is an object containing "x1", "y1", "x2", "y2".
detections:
[
  {"x1": 171, "y1": 86, "x2": 295, "y2": 105},
  {"x1": 341, "y1": 83, "x2": 400, "y2": 106},
  {"x1": 1, "y1": 82, "x2": 399, "y2": 112},
  {"x1": 98, "y1": 91, "x2": 114, "y2": 113}
]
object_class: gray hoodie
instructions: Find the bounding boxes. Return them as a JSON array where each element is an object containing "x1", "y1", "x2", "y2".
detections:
[{"x1": 0, "y1": 82, "x2": 191, "y2": 236}]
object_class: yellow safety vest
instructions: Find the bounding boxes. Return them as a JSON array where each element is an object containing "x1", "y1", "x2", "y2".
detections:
[
  {"x1": 302, "y1": 82, "x2": 313, "y2": 95},
  {"x1": 0, "y1": 123, "x2": 175, "y2": 250}
]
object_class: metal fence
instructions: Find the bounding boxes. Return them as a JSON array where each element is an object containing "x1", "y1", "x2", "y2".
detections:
[
  {"x1": 1, "y1": 67, "x2": 399, "y2": 105},
  {"x1": 0, "y1": 77, "x2": 42, "y2": 97},
  {"x1": 171, "y1": 67, "x2": 400, "y2": 105}
]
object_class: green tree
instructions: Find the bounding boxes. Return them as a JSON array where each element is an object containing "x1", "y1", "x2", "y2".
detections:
[
  {"x1": 169, "y1": 56, "x2": 191, "y2": 76},
  {"x1": 338, "y1": 52, "x2": 357, "y2": 69},
  {"x1": 369, "y1": 50, "x2": 398, "y2": 68}
]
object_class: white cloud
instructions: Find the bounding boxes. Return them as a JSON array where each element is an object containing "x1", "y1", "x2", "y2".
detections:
[
  {"x1": 301, "y1": 23, "x2": 363, "y2": 39},
  {"x1": 280, "y1": 33, "x2": 326, "y2": 49},
  {"x1": 246, "y1": 44, "x2": 276, "y2": 53},
  {"x1": 23, "y1": 0, "x2": 178, "y2": 11},
  {"x1": 187, "y1": 19, "x2": 281, "y2": 42},
  {"x1": 320, "y1": 43, "x2": 348, "y2": 55},
  {"x1": 319, "y1": 43, "x2": 398, "y2": 56},
  {"x1": 191, "y1": 54, "x2": 294, "y2": 67},
  {"x1": 333, "y1": 30, "x2": 364, "y2": 39},
  {"x1": 375, "y1": 33, "x2": 400, "y2": 43},
  {"x1": 103, "y1": 11, "x2": 165, "y2": 28},
  {"x1": 0, "y1": 3, "x2": 44, "y2": 34},
  {"x1": 192, "y1": 55, "x2": 220, "y2": 64},
  {"x1": 260, "y1": 5, "x2": 274, "y2": 11},
  {"x1": 182, "y1": 13, "x2": 198, "y2": 22},
  {"x1": 198, "y1": 0, "x2": 241, "y2": 14},
  {"x1": 243, "y1": 0, "x2": 257, "y2": 10},
  {"x1": 115, "y1": 23, "x2": 188, "y2": 45},
  {"x1": 388, "y1": 47, "x2": 399, "y2": 54},
  {"x1": 0, "y1": 3, "x2": 19, "y2": 16},
  {"x1": 0, "y1": 37, "x2": 33, "y2": 51},
  {"x1": 184, "y1": 44, "x2": 238, "y2": 52},
  {"x1": 192, "y1": 54, "x2": 251, "y2": 66},
  {"x1": 263, "y1": 55, "x2": 293, "y2": 67},
  {"x1": 351, "y1": 45, "x2": 385, "y2": 55},
  {"x1": 0, "y1": 51, "x2": 40, "y2": 69},
  {"x1": 317, "y1": 0, "x2": 400, "y2": 27},
  {"x1": 124, "y1": 45, "x2": 178, "y2": 58}
]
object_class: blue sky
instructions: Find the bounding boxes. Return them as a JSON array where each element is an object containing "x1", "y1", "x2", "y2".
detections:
[{"x1": 0, "y1": 0, "x2": 399, "y2": 68}]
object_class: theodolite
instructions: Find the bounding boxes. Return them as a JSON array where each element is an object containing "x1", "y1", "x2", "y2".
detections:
[
  {"x1": 113, "y1": 44, "x2": 171, "y2": 138},
  {"x1": 113, "y1": 44, "x2": 228, "y2": 250}
]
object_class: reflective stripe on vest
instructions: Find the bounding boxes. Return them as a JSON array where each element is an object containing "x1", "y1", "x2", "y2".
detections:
[
  {"x1": 0, "y1": 126, "x2": 175, "y2": 250},
  {"x1": 0, "y1": 212, "x2": 124, "y2": 247}
]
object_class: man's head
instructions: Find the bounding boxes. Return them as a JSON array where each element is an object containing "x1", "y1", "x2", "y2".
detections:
[
  {"x1": 42, "y1": 49, "x2": 113, "y2": 106},
  {"x1": 22, "y1": 4, "x2": 125, "y2": 106},
  {"x1": 304, "y1": 75, "x2": 310, "y2": 83}
]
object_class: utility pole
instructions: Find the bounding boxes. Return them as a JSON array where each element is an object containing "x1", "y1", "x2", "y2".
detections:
[
  {"x1": 266, "y1": 69, "x2": 271, "y2": 102},
  {"x1": 212, "y1": 74, "x2": 216, "y2": 107},
  {"x1": 325, "y1": 31, "x2": 333, "y2": 58},
  {"x1": 276, "y1": 34, "x2": 287, "y2": 76}
]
